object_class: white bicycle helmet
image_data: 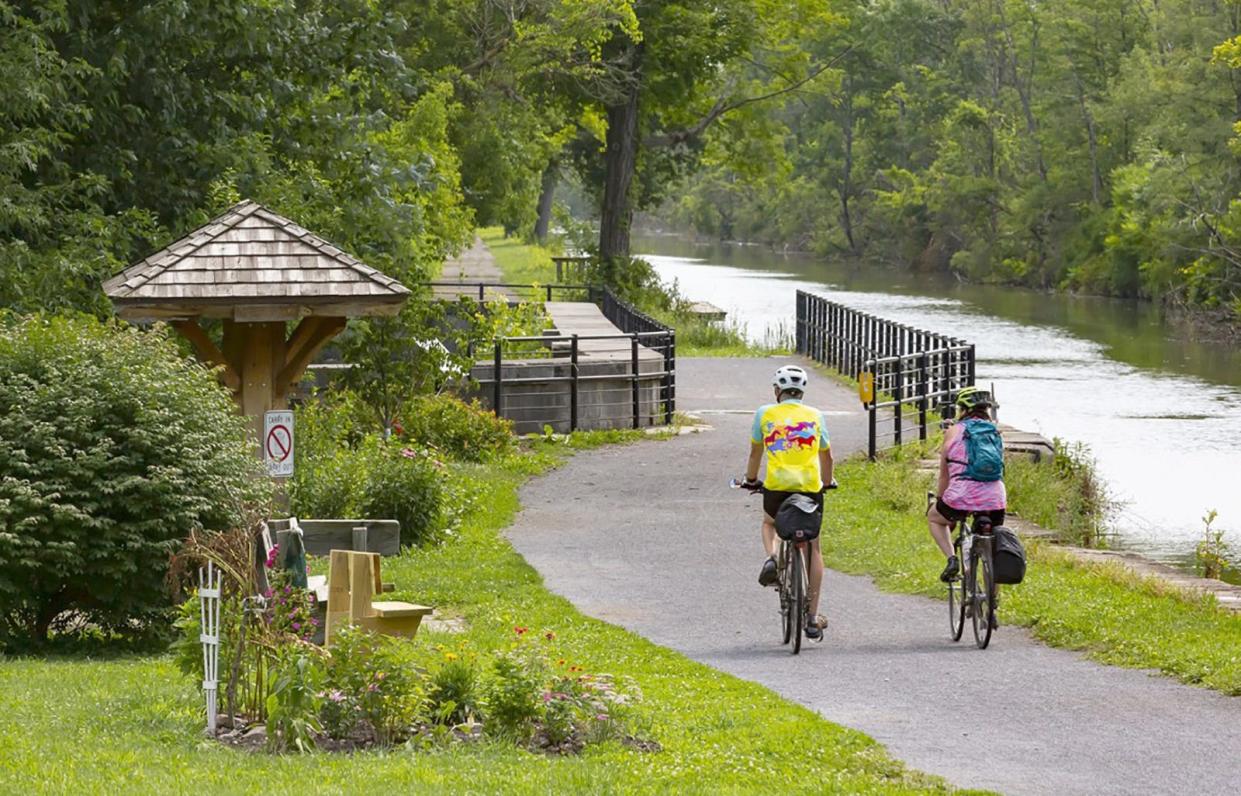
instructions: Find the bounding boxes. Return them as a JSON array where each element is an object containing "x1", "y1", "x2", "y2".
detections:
[{"x1": 772, "y1": 365, "x2": 809, "y2": 394}]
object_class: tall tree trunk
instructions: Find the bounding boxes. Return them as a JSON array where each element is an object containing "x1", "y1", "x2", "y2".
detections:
[
  {"x1": 840, "y1": 82, "x2": 858, "y2": 253},
  {"x1": 599, "y1": 74, "x2": 642, "y2": 260},
  {"x1": 1072, "y1": 69, "x2": 1103, "y2": 205},
  {"x1": 533, "y1": 161, "x2": 558, "y2": 244}
]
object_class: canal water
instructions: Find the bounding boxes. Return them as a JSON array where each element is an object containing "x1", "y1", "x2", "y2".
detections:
[{"x1": 635, "y1": 235, "x2": 1241, "y2": 566}]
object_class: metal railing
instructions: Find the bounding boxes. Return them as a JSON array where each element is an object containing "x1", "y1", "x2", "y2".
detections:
[
  {"x1": 795, "y1": 290, "x2": 975, "y2": 458},
  {"x1": 423, "y1": 281, "x2": 597, "y2": 303},
  {"x1": 472, "y1": 330, "x2": 675, "y2": 433},
  {"x1": 460, "y1": 285, "x2": 676, "y2": 433}
]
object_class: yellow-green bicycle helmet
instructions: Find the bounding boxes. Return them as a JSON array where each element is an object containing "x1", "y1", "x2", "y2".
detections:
[{"x1": 955, "y1": 386, "x2": 994, "y2": 418}]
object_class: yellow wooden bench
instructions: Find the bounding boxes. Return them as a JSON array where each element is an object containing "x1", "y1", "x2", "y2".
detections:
[{"x1": 324, "y1": 550, "x2": 432, "y2": 645}]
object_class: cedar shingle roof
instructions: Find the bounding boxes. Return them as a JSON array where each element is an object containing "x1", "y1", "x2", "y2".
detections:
[{"x1": 104, "y1": 200, "x2": 410, "y2": 319}]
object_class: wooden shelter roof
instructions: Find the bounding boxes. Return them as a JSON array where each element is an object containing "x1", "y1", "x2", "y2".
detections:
[{"x1": 104, "y1": 200, "x2": 410, "y2": 321}]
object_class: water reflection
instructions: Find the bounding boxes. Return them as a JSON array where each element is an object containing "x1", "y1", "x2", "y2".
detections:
[{"x1": 637, "y1": 235, "x2": 1241, "y2": 563}]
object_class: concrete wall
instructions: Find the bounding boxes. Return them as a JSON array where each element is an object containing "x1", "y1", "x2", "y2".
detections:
[{"x1": 470, "y1": 354, "x2": 669, "y2": 434}]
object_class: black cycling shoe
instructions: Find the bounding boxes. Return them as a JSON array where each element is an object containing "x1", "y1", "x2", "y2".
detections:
[
  {"x1": 939, "y1": 555, "x2": 960, "y2": 583},
  {"x1": 804, "y1": 624, "x2": 823, "y2": 641},
  {"x1": 758, "y1": 556, "x2": 778, "y2": 587}
]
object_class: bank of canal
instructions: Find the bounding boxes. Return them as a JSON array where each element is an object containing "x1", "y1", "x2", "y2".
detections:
[{"x1": 635, "y1": 234, "x2": 1241, "y2": 568}]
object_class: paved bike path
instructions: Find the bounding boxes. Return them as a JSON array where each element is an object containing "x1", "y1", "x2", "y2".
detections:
[{"x1": 507, "y1": 357, "x2": 1241, "y2": 795}]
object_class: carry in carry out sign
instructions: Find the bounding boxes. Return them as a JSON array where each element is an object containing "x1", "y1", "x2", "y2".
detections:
[{"x1": 264, "y1": 410, "x2": 294, "y2": 477}]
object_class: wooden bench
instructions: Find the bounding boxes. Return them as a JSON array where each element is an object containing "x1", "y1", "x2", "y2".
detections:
[
  {"x1": 324, "y1": 550, "x2": 432, "y2": 645},
  {"x1": 266, "y1": 517, "x2": 401, "y2": 557}
]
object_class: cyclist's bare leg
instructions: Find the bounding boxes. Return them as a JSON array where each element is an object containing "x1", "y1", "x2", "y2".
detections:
[
  {"x1": 926, "y1": 505, "x2": 955, "y2": 558},
  {"x1": 761, "y1": 514, "x2": 778, "y2": 558},
  {"x1": 807, "y1": 539, "x2": 824, "y2": 617}
]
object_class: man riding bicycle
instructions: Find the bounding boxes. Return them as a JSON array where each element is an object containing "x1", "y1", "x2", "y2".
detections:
[
  {"x1": 928, "y1": 386, "x2": 1006, "y2": 587},
  {"x1": 742, "y1": 365, "x2": 834, "y2": 640}
]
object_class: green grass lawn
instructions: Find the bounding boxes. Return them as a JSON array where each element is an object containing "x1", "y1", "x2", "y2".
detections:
[
  {"x1": 0, "y1": 436, "x2": 960, "y2": 795},
  {"x1": 825, "y1": 444, "x2": 1241, "y2": 695},
  {"x1": 478, "y1": 227, "x2": 559, "y2": 285}
]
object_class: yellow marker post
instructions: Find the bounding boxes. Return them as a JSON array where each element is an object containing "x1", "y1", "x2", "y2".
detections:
[{"x1": 858, "y1": 371, "x2": 875, "y2": 405}]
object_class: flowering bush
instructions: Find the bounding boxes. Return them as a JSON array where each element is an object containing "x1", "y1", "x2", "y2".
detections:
[
  {"x1": 481, "y1": 626, "x2": 640, "y2": 750},
  {"x1": 320, "y1": 626, "x2": 426, "y2": 745},
  {"x1": 427, "y1": 647, "x2": 481, "y2": 726},
  {"x1": 265, "y1": 571, "x2": 318, "y2": 643},
  {"x1": 290, "y1": 418, "x2": 444, "y2": 547}
]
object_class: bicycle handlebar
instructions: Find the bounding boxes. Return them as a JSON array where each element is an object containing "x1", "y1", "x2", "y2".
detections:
[{"x1": 731, "y1": 478, "x2": 838, "y2": 493}]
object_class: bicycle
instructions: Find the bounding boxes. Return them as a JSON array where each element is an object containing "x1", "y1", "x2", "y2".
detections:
[
  {"x1": 733, "y1": 478, "x2": 835, "y2": 655},
  {"x1": 933, "y1": 492, "x2": 998, "y2": 649}
]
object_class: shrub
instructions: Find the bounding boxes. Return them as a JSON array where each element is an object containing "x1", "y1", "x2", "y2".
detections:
[
  {"x1": 266, "y1": 648, "x2": 324, "y2": 753},
  {"x1": 427, "y1": 652, "x2": 481, "y2": 725},
  {"x1": 321, "y1": 626, "x2": 426, "y2": 745},
  {"x1": 290, "y1": 405, "x2": 444, "y2": 546},
  {"x1": 398, "y1": 394, "x2": 513, "y2": 462},
  {"x1": 485, "y1": 647, "x2": 546, "y2": 740},
  {"x1": 0, "y1": 315, "x2": 267, "y2": 648}
]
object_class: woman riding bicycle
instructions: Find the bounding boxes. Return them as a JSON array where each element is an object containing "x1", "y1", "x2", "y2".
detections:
[{"x1": 927, "y1": 386, "x2": 1006, "y2": 584}]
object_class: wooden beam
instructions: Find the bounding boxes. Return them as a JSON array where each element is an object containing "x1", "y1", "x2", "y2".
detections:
[
  {"x1": 283, "y1": 317, "x2": 328, "y2": 370},
  {"x1": 170, "y1": 320, "x2": 241, "y2": 392},
  {"x1": 275, "y1": 316, "x2": 346, "y2": 398}
]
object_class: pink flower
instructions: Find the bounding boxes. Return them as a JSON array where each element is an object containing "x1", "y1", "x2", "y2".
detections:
[
  {"x1": 264, "y1": 544, "x2": 280, "y2": 569},
  {"x1": 327, "y1": 690, "x2": 346, "y2": 703},
  {"x1": 542, "y1": 691, "x2": 553, "y2": 703},
  {"x1": 401, "y1": 448, "x2": 417, "y2": 459},
  {"x1": 262, "y1": 588, "x2": 273, "y2": 599},
  {"x1": 595, "y1": 714, "x2": 609, "y2": 722},
  {"x1": 292, "y1": 622, "x2": 301, "y2": 631}
]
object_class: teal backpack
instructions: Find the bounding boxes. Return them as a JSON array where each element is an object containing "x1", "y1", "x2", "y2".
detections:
[{"x1": 956, "y1": 419, "x2": 1004, "y2": 482}]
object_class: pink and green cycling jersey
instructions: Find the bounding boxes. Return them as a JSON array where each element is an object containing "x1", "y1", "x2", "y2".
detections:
[{"x1": 942, "y1": 426, "x2": 1006, "y2": 511}]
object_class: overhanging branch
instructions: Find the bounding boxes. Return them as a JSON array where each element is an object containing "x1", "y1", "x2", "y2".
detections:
[{"x1": 649, "y1": 46, "x2": 855, "y2": 149}]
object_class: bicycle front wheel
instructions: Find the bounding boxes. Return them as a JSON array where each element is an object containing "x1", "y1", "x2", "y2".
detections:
[
  {"x1": 790, "y1": 546, "x2": 805, "y2": 655},
  {"x1": 948, "y1": 540, "x2": 966, "y2": 642},
  {"x1": 971, "y1": 541, "x2": 995, "y2": 649},
  {"x1": 779, "y1": 546, "x2": 793, "y2": 645}
]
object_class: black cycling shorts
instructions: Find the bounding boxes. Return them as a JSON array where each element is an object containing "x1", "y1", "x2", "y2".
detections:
[
  {"x1": 764, "y1": 489, "x2": 824, "y2": 520},
  {"x1": 934, "y1": 497, "x2": 1005, "y2": 527}
]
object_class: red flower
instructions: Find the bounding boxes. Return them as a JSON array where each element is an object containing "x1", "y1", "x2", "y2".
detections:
[
  {"x1": 514, "y1": 626, "x2": 528, "y2": 636},
  {"x1": 544, "y1": 631, "x2": 555, "y2": 641}
]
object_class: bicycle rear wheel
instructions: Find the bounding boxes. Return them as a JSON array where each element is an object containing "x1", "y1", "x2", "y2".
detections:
[
  {"x1": 948, "y1": 537, "x2": 966, "y2": 642},
  {"x1": 790, "y1": 546, "x2": 805, "y2": 655},
  {"x1": 971, "y1": 540, "x2": 995, "y2": 649}
]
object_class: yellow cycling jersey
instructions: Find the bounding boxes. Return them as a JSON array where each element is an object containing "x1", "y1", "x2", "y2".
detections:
[{"x1": 751, "y1": 399, "x2": 830, "y2": 493}]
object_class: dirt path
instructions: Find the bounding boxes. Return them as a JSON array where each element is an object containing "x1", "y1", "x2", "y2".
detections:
[
  {"x1": 507, "y1": 357, "x2": 1241, "y2": 795},
  {"x1": 434, "y1": 236, "x2": 518, "y2": 301}
]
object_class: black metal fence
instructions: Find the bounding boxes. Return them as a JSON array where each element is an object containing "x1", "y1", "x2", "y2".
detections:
[
  {"x1": 795, "y1": 290, "x2": 975, "y2": 458},
  {"x1": 423, "y1": 281, "x2": 597, "y2": 303},
  {"x1": 467, "y1": 286, "x2": 676, "y2": 434}
]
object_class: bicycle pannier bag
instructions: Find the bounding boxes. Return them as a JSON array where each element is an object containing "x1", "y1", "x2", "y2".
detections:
[
  {"x1": 992, "y1": 526, "x2": 1026, "y2": 584},
  {"x1": 959, "y1": 419, "x2": 1004, "y2": 482},
  {"x1": 775, "y1": 494, "x2": 822, "y2": 542}
]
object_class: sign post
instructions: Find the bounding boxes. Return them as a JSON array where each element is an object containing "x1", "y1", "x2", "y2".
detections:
[{"x1": 264, "y1": 410, "x2": 294, "y2": 478}]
